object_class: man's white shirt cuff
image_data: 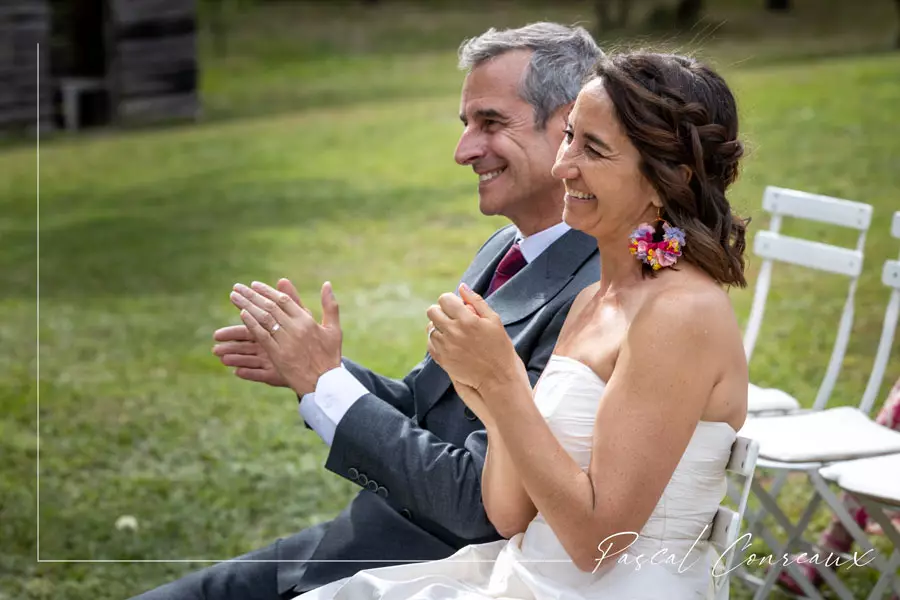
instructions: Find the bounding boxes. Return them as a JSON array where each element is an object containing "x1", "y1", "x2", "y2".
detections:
[
  {"x1": 316, "y1": 365, "x2": 370, "y2": 423},
  {"x1": 298, "y1": 392, "x2": 337, "y2": 445},
  {"x1": 298, "y1": 364, "x2": 369, "y2": 446}
]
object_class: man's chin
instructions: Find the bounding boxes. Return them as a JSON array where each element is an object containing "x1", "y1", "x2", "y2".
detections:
[{"x1": 477, "y1": 192, "x2": 509, "y2": 217}]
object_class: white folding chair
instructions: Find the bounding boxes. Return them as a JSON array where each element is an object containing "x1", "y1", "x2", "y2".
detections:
[
  {"x1": 737, "y1": 211, "x2": 900, "y2": 600},
  {"x1": 709, "y1": 436, "x2": 760, "y2": 600},
  {"x1": 744, "y1": 186, "x2": 873, "y2": 415},
  {"x1": 820, "y1": 452, "x2": 900, "y2": 599}
]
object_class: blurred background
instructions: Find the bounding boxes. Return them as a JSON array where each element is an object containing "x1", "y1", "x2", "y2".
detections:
[{"x1": 2, "y1": 0, "x2": 899, "y2": 598}]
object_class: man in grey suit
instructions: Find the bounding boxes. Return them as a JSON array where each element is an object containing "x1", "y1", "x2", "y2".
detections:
[{"x1": 134, "y1": 22, "x2": 602, "y2": 600}]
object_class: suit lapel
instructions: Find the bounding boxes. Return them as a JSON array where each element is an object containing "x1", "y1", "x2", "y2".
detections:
[
  {"x1": 414, "y1": 228, "x2": 597, "y2": 421},
  {"x1": 486, "y1": 229, "x2": 596, "y2": 325},
  {"x1": 460, "y1": 226, "x2": 517, "y2": 294},
  {"x1": 412, "y1": 228, "x2": 516, "y2": 417}
]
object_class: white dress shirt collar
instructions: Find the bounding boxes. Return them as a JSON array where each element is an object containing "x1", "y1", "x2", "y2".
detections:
[{"x1": 515, "y1": 221, "x2": 571, "y2": 264}]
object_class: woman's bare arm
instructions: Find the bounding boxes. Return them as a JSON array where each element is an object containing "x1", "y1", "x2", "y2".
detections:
[
  {"x1": 480, "y1": 290, "x2": 737, "y2": 571},
  {"x1": 481, "y1": 428, "x2": 536, "y2": 537},
  {"x1": 477, "y1": 287, "x2": 596, "y2": 538}
]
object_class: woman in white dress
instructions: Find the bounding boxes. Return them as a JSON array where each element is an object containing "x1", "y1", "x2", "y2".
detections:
[{"x1": 298, "y1": 51, "x2": 750, "y2": 600}]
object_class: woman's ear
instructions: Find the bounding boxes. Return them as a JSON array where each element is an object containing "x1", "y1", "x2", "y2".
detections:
[{"x1": 678, "y1": 164, "x2": 693, "y2": 185}]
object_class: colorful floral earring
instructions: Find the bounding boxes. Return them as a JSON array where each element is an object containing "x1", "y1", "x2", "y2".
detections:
[{"x1": 629, "y1": 208, "x2": 686, "y2": 270}]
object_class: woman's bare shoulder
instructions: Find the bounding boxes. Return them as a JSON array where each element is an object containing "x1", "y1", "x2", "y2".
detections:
[{"x1": 633, "y1": 275, "x2": 741, "y2": 351}]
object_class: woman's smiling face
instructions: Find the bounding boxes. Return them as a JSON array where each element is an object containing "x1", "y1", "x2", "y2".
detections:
[{"x1": 551, "y1": 78, "x2": 660, "y2": 241}]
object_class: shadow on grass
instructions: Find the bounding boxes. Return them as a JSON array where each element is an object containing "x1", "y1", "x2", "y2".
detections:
[{"x1": 3, "y1": 174, "x2": 473, "y2": 301}]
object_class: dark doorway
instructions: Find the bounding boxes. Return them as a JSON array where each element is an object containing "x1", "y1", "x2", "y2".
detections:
[{"x1": 50, "y1": 0, "x2": 110, "y2": 129}]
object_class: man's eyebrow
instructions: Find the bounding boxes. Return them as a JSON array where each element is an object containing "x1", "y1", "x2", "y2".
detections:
[
  {"x1": 460, "y1": 108, "x2": 507, "y2": 124},
  {"x1": 584, "y1": 131, "x2": 613, "y2": 152},
  {"x1": 475, "y1": 108, "x2": 506, "y2": 120}
]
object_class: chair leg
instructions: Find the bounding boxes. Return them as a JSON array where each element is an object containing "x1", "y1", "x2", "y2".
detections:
[
  {"x1": 856, "y1": 495, "x2": 900, "y2": 599},
  {"x1": 745, "y1": 469, "x2": 790, "y2": 533},
  {"x1": 751, "y1": 521, "x2": 830, "y2": 600},
  {"x1": 868, "y1": 550, "x2": 900, "y2": 600},
  {"x1": 810, "y1": 476, "x2": 894, "y2": 571},
  {"x1": 740, "y1": 468, "x2": 900, "y2": 600},
  {"x1": 758, "y1": 476, "x2": 858, "y2": 600},
  {"x1": 809, "y1": 474, "x2": 898, "y2": 599},
  {"x1": 750, "y1": 476, "x2": 832, "y2": 600}
]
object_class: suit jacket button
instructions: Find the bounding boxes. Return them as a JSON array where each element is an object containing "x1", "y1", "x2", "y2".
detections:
[
  {"x1": 464, "y1": 407, "x2": 478, "y2": 421},
  {"x1": 366, "y1": 480, "x2": 378, "y2": 492},
  {"x1": 357, "y1": 473, "x2": 369, "y2": 486},
  {"x1": 348, "y1": 467, "x2": 359, "y2": 480},
  {"x1": 376, "y1": 486, "x2": 389, "y2": 499},
  {"x1": 400, "y1": 508, "x2": 412, "y2": 520}
]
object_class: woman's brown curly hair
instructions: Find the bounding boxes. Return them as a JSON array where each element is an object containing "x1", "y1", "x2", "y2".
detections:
[{"x1": 592, "y1": 52, "x2": 749, "y2": 287}]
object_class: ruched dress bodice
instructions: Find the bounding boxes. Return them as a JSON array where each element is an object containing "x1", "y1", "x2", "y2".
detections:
[{"x1": 510, "y1": 355, "x2": 736, "y2": 597}]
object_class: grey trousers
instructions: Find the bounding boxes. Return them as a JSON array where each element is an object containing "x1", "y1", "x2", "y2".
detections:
[{"x1": 130, "y1": 541, "x2": 282, "y2": 600}]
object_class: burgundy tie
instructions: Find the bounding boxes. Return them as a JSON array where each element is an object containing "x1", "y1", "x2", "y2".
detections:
[{"x1": 487, "y1": 242, "x2": 527, "y2": 296}]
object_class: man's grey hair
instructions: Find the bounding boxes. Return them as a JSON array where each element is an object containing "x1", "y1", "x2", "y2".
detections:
[{"x1": 458, "y1": 22, "x2": 603, "y2": 129}]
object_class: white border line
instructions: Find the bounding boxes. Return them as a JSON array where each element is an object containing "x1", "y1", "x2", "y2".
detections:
[
  {"x1": 26, "y1": 40, "x2": 693, "y2": 570},
  {"x1": 36, "y1": 41, "x2": 41, "y2": 564},
  {"x1": 28, "y1": 40, "x2": 503, "y2": 566},
  {"x1": 41, "y1": 556, "x2": 572, "y2": 565}
]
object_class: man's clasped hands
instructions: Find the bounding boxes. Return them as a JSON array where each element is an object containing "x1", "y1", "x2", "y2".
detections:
[{"x1": 213, "y1": 279, "x2": 521, "y2": 429}]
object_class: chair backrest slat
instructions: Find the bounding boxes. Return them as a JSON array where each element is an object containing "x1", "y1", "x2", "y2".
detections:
[
  {"x1": 892, "y1": 211, "x2": 900, "y2": 238},
  {"x1": 883, "y1": 260, "x2": 900, "y2": 290},
  {"x1": 763, "y1": 186, "x2": 873, "y2": 230},
  {"x1": 725, "y1": 435, "x2": 759, "y2": 477},
  {"x1": 709, "y1": 507, "x2": 738, "y2": 551},
  {"x1": 753, "y1": 231, "x2": 864, "y2": 277}
]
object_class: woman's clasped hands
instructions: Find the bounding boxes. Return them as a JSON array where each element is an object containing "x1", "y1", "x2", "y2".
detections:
[{"x1": 425, "y1": 283, "x2": 528, "y2": 428}]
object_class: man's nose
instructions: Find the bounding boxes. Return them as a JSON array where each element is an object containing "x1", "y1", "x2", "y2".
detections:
[{"x1": 454, "y1": 128, "x2": 486, "y2": 165}]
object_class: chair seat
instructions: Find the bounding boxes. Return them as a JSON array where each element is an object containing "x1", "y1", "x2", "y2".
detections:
[
  {"x1": 747, "y1": 383, "x2": 802, "y2": 413},
  {"x1": 738, "y1": 407, "x2": 900, "y2": 463},
  {"x1": 820, "y1": 452, "x2": 900, "y2": 508}
]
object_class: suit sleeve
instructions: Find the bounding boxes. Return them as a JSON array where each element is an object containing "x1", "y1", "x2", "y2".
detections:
[
  {"x1": 324, "y1": 297, "x2": 576, "y2": 541},
  {"x1": 339, "y1": 357, "x2": 424, "y2": 418}
]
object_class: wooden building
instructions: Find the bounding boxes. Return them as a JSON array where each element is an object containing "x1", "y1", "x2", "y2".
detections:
[
  {"x1": 0, "y1": 0, "x2": 199, "y2": 134},
  {"x1": 106, "y1": 0, "x2": 200, "y2": 126},
  {"x1": 0, "y1": 1, "x2": 54, "y2": 133}
]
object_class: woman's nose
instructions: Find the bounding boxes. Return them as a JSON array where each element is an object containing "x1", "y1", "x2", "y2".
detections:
[{"x1": 551, "y1": 157, "x2": 579, "y2": 181}]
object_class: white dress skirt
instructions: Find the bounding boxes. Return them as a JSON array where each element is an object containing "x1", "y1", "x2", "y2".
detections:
[{"x1": 296, "y1": 355, "x2": 736, "y2": 600}]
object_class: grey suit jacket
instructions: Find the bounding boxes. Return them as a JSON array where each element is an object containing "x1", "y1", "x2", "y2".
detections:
[{"x1": 278, "y1": 225, "x2": 600, "y2": 594}]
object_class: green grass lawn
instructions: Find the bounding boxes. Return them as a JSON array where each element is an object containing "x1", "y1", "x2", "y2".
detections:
[{"x1": 2, "y1": 1, "x2": 900, "y2": 598}]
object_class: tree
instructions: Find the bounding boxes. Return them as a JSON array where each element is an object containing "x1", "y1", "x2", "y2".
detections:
[
  {"x1": 766, "y1": 0, "x2": 792, "y2": 11},
  {"x1": 675, "y1": 0, "x2": 704, "y2": 27},
  {"x1": 895, "y1": 0, "x2": 900, "y2": 49},
  {"x1": 594, "y1": 0, "x2": 631, "y2": 33}
]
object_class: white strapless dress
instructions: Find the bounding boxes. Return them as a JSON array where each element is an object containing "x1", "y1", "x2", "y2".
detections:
[{"x1": 296, "y1": 355, "x2": 736, "y2": 599}]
